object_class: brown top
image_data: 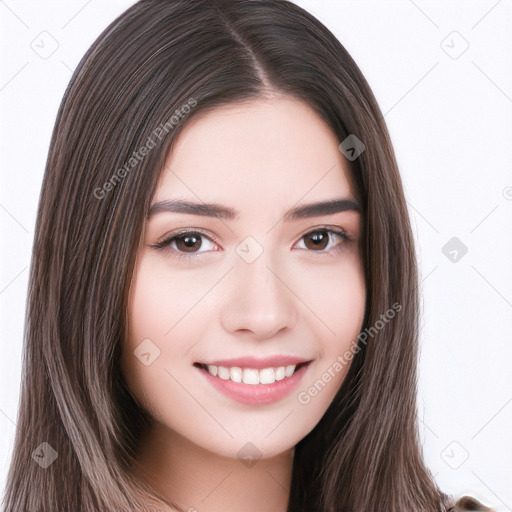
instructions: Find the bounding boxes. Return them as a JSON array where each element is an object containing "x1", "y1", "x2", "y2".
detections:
[{"x1": 448, "y1": 496, "x2": 494, "y2": 511}]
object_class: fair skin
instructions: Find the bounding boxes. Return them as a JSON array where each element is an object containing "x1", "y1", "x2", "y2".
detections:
[{"x1": 121, "y1": 94, "x2": 366, "y2": 512}]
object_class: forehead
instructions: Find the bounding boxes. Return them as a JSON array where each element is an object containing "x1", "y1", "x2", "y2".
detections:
[{"x1": 153, "y1": 95, "x2": 356, "y2": 210}]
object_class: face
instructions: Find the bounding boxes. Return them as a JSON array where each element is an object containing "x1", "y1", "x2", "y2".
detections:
[{"x1": 122, "y1": 95, "x2": 366, "y2": 461}]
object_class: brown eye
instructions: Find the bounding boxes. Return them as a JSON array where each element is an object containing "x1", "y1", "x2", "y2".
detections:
[
  {"x1": 296, "y1": 228, "x2": 348, "y2": 253},
  {"x1": 174, "y1": 233, "x2": 203, "y2": 252},
  {"x1": 152, "y1": 231, "x2": 217, "y2": 257},
  {"x1": 303, "y1": 231, "x2": 330, "y2": 250}
]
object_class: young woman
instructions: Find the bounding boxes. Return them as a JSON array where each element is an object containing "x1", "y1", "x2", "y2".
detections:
[{"x1": 2, "y1": 1, "x2": 493, "y2": 511}]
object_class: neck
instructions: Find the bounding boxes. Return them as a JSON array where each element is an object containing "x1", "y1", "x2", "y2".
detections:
[{"x1": 133, "y1": 421, "x2": 293, "y2": 512}]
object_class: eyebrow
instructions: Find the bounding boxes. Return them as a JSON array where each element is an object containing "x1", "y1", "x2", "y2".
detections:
[{"x1": 147, "y1": 198, "x2": 361, "y2": 221}]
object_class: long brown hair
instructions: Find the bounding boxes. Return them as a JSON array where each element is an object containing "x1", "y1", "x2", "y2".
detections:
[{"x1": 3, "y1": 1, "x2": 450, "y2": 510}]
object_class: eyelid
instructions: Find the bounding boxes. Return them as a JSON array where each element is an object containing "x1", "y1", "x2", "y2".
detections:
[
  {"x1": 297, "y1": 224, "x2": 349, "y2": 240},
  {"x1": 152, "y1": 228, "x2": 221, "y2": 249}
]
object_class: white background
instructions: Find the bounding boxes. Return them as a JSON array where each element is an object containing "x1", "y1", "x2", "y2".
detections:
[{"x1": 1, "y1": 0, "x2": 511, "y2": 509}]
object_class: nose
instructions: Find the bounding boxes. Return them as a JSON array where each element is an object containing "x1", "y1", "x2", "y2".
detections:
[{"x1": 220, "y1": 254, "x2": 299, "y2": 340}]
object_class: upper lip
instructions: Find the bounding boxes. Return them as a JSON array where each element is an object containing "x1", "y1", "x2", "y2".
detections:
[{"x1": 197, "y1": 356, "x2": 313, "y2": 369}]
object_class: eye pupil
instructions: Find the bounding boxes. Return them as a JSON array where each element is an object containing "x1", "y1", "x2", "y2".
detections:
[
  {"x1": 304, "y1": 231, "x2": 329, "y2": 250},
  {"x1": 177, "y1": 234, "x2": 202, "y2": 252}
]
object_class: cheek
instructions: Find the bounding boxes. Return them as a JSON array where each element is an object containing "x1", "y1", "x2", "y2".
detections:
[
  {"x1": 121, "y1": 255, "x2": 223, "y2": 420},
  {"x1": 291, "y1": 251, "x2": 366, "y2": 413},
  {"x1": 126, "y1": 254, "x2": 215, "y2": 346},
  {"x1": 293, "y1": 249, "x2": 366, "y2": 343},
  {"x1": 122, "y1": 258, "x2": 186, "y2": 414}
]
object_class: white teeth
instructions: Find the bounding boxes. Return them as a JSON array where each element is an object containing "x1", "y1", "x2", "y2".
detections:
[
  {"x1": 274, "y1": 366, "x2": 285, "y2": 381},
  {"x1": 204, "y1": 364, "x2": 298, "y2": 384},
  {"x1": 242, "y1": 368, "x2": 259, "y2": 385},
  {"x1": 217, "y1": 366, "x2": 230, "y2": 380},
  {"x1": 259, "y1": 368, "x2": 275, "y2": 384},
  {"x1": 285, "y1": 365, "x2": 295, "y2": 377},
  {"x1": 229, "y1": 367, "x2": 242, "y2": 383}
]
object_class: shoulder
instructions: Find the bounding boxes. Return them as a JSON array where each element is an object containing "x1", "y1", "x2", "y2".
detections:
[{"x1": 447, "y1": 496, "x2": 494, "y2": 511}]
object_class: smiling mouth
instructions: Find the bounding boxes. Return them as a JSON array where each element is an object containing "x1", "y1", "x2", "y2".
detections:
[{"x1": 193, "y1": 361, "x2": 310, "y2": 385}]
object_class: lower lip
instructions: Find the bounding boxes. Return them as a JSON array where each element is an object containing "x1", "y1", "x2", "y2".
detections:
[{"x1": 197, "y1": 363, "x2": 310, "y2": 406}]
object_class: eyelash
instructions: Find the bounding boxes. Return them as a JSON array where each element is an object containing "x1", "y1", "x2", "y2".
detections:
[{"x1": 151, "y1": 226, "x2": 350, "y2": 261}]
